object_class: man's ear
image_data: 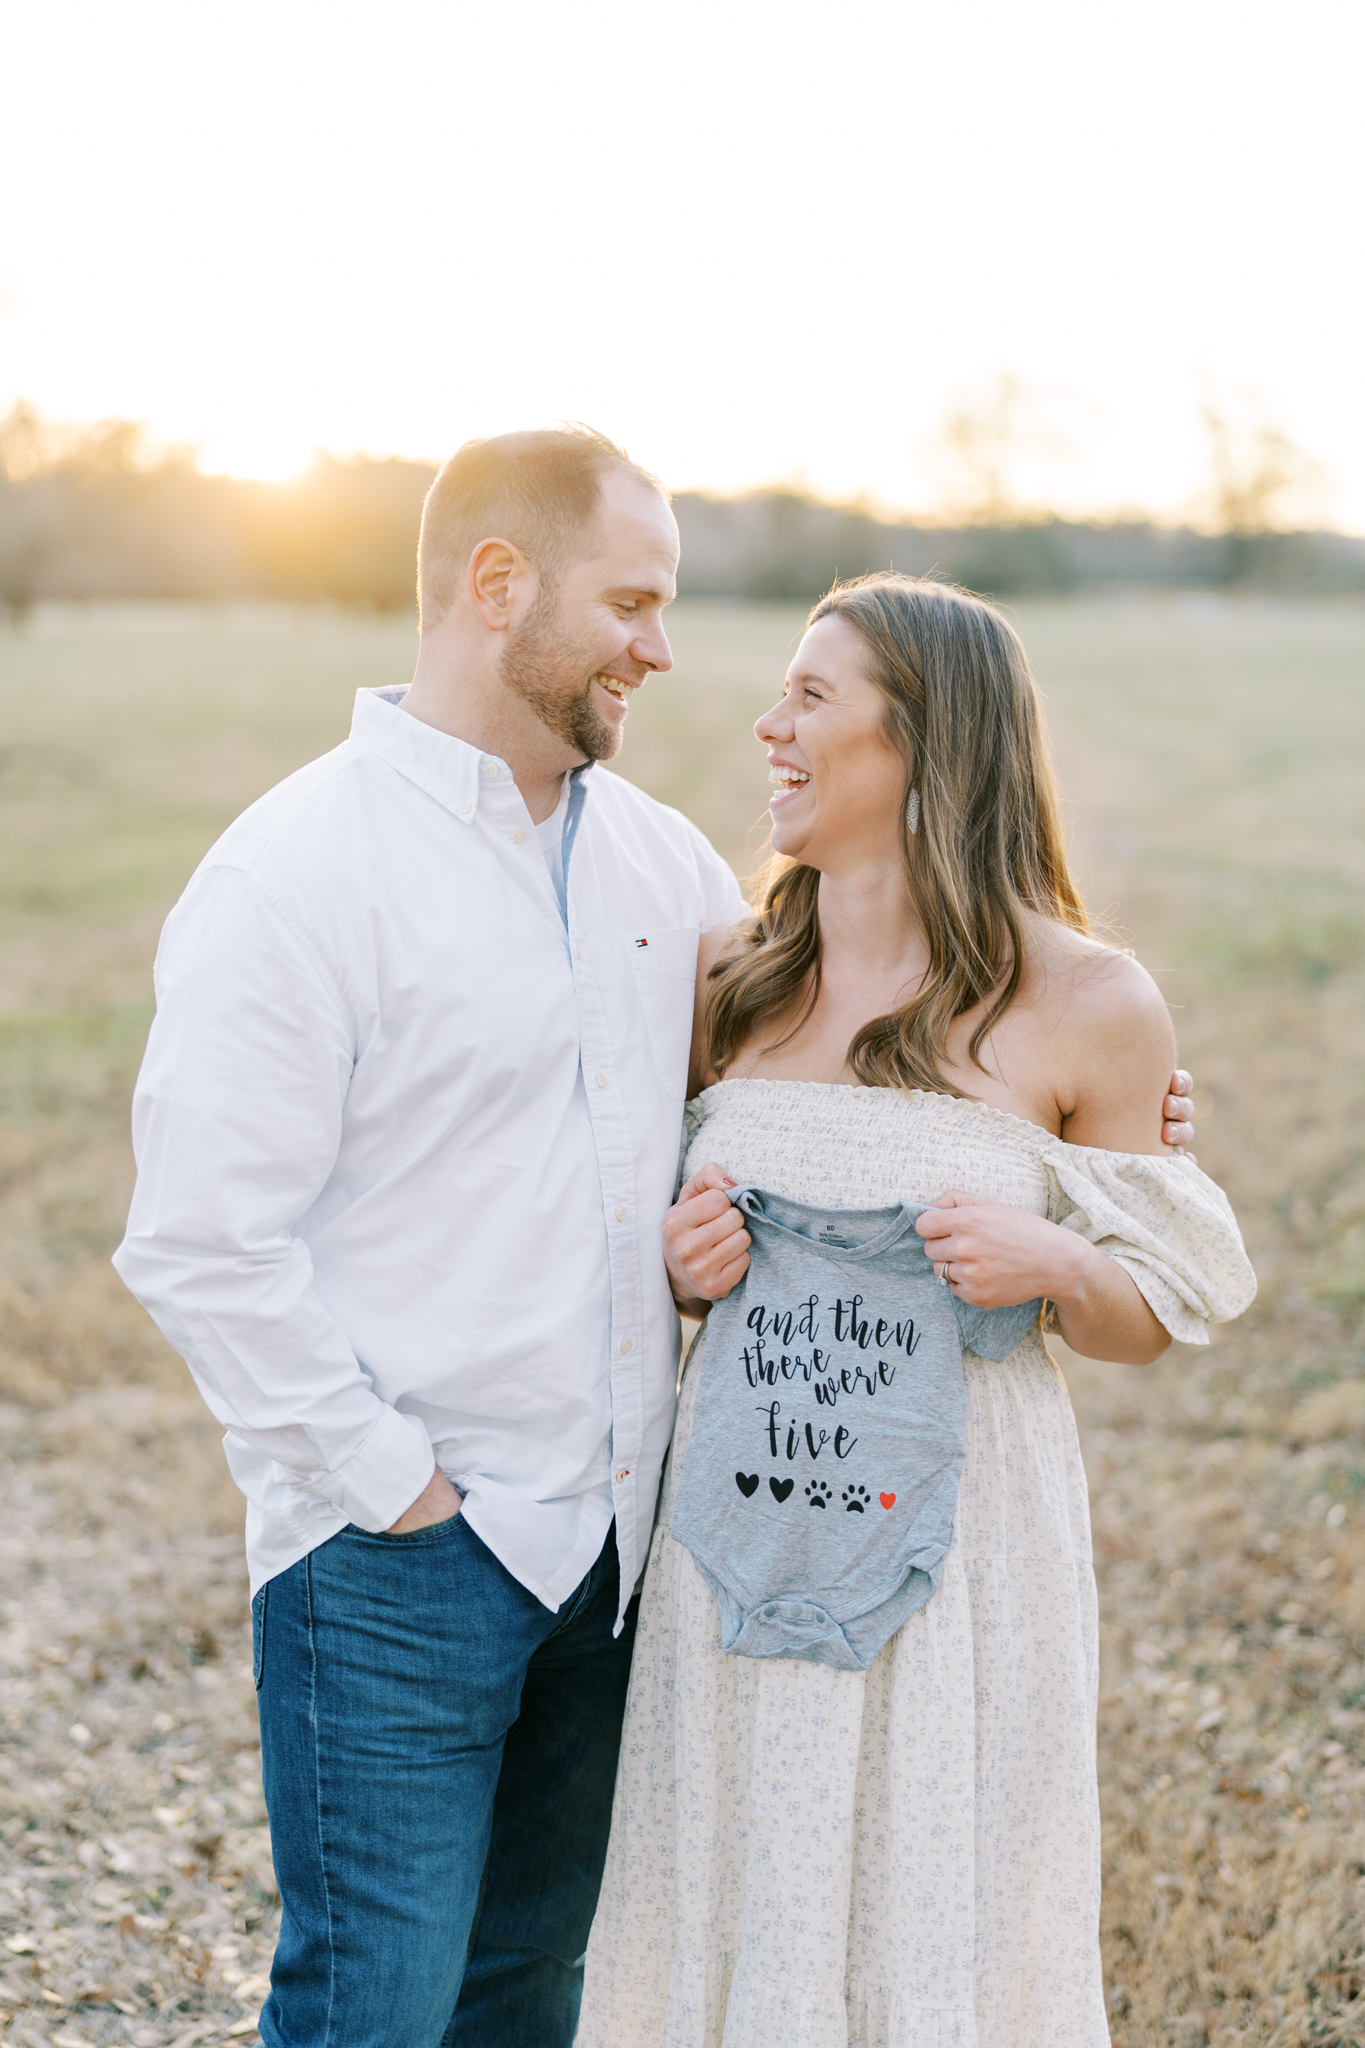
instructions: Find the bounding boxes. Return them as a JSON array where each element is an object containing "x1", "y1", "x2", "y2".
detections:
[{"x1": 466, "y1": 537, "x2": 534, "y2": 633}]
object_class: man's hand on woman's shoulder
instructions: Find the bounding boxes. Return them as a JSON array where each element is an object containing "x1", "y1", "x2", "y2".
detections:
[{"x1": 1162, "y1": 1069, "x2": 1194, "y2": 1151}]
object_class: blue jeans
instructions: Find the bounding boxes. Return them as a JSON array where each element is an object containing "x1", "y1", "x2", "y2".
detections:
[{"x1": 253, "y1": 1512, "x2": 637, "y2": 2048}]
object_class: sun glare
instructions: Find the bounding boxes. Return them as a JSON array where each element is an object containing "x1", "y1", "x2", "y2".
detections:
[
  {"x1": 3, "y1": 2, "x2": 1364, "y2": 523},
  {"x1": 196, "y1": 433, "x2": 315, "y2": 485}
]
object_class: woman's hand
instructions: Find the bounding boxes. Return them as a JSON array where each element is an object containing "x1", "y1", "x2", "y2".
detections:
[
  {"x1": 916, "y1": 1192, "x2": 1170, "y2": 1365},
  {"x1": 914, "y1": 1194, "x2": 1074, "y2": 1309},
  {"x1": 664, "y1": 1163, "x2": 751, "y2": 1314}
]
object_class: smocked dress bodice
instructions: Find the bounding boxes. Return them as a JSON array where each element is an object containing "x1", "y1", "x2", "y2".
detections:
[{"x1": 682, "y1": 1079, "x2": 1252, "y2": 1344}]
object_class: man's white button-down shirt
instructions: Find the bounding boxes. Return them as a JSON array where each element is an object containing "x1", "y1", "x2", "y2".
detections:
[{"x1": 114, "y1": 687, "x2": 746, "y2": 1624}]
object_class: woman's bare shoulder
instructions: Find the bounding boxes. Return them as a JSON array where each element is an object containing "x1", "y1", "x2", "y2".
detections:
[
  {"x1": 1027, "y1": 923, "x2": 1176, "y2": 1151},
  {"x1": 1028, "y1": 920, "x2": 1167, "y2": 1022}
]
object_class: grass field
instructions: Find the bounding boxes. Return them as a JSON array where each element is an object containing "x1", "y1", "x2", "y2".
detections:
[{"x1": 0, "y1": 596, "x2": 1363, "y2": 2047}]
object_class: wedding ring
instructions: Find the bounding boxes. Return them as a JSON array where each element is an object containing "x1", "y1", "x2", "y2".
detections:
[{"x1": 939, "y1": 1262, "x2": 951, "y2": 1288}]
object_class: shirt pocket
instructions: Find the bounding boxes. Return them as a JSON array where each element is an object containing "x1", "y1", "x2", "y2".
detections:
[{"x1": 625, "y1": 926, "x2": 700, "y2": 1100}]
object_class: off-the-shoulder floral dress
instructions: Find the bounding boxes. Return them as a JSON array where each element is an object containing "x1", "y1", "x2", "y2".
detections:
[{"x1": 577, "y1": 1082, "x2": 1257, "y2": 2048}]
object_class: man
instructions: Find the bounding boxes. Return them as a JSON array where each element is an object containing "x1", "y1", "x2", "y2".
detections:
[{"x1": 114, "y1": 428, "x2": 1196, "y2": 2047}]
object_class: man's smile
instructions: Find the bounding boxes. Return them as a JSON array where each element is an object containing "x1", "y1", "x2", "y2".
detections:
[{"x1": 594, "y1": 672, "x2": 641, "y2": 710}]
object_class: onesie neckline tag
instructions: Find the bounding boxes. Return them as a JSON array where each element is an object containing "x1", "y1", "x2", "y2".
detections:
[{"x1": 729, "y1": 1183, "x2": 926, "y2": 1265}]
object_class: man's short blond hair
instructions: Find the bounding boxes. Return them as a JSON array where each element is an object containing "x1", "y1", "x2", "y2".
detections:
[{"x1": 416, "y1": 426, "x2": 664, "y2": 632}]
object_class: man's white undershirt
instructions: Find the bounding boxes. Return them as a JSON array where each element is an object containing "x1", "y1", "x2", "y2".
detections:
[{"x1": 536, "y1": 773, "x2": 571, "y2": 921}]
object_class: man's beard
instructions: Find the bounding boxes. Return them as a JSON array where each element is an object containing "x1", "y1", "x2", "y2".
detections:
[{"x1": 498, "y1": 589, "x2": 622, "y2": 763}]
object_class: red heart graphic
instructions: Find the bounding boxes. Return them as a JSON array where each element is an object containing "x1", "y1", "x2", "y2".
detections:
[{"x1": 879, "y1": 1492, "x2": 896, "y2": 1509}]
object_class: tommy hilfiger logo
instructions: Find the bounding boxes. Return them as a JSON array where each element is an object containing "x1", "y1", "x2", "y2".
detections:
[{"x1": 634, "y1": 938, "x2": 649, "y2": 948}]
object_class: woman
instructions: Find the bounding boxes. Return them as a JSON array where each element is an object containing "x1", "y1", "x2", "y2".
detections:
[{"x1": 577, "y1": 575, "x2": 1256, "y2": 2048}]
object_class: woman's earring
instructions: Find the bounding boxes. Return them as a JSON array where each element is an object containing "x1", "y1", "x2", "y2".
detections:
[{"x1": 906, "y1": 789, "x2": 920, "y2": 834}]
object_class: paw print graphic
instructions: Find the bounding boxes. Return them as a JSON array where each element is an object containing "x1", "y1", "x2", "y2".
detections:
[
  {"x1": 805, "y1": 1479, "x2": 832, "y2": 1509},
  {"x1": 843, "y1": 1484, "x2": 869, "y2": 1514}
]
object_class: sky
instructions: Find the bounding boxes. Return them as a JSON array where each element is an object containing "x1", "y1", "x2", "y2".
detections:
[{"x1": 3, "y1": 0, "x2": 1364, "y2": 527}]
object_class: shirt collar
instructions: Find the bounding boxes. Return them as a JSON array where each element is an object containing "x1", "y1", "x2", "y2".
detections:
[
  {"x1": 350, "y1": 686, "x2": 598, "y2": 825},
  {"x1": 348, "y1": 687, "x2": 483, "y2": 822},
  {"x1": 351, "y1": 679, "x2": 601, "y2": 823}
]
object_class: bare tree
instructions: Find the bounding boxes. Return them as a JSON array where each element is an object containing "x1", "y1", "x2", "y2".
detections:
[
  {"x1": 0, "y1": 402, "x2": 56, "y2": 484},
  {"x1": 1202, "y1": 405, "x2": 1322, "y2": 533},
  {"x1": 925, "y1": 375, "x2": 1069, "y2": 525},
  {"x1": 0, "y1": 405, "x2": 61, "y2": 624},
  {"x1": 1200, "y1": 397, "x2": 1329, "y2": 585}
]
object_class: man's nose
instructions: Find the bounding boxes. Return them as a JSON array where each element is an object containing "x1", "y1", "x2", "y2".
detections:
[{"x1": 632, "y1": 619, "x2": 673, "y2": 675}]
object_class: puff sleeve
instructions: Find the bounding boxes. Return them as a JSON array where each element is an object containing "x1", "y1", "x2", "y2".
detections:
[{"x1": 1042, "y1": 1146, "x2": 1257, "y2": 1344}]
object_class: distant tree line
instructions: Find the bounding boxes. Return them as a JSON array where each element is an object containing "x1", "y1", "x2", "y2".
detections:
[
  {"x1": 2, "y1": 402, "x2": 1362, "y2": 622},
  {"x1": 0, "y1": 406, "x2": 433, "y2": 619},
  {"x1": 670, "y1": 493, "x2": 1365, "y2": 601}
]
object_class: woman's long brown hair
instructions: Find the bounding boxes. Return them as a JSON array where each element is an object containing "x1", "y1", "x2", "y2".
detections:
[{"x1": 704, "y1": 573, "x2": 1089, "y2": 1095}]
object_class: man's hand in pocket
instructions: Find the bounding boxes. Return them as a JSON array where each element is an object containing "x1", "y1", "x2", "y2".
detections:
[{"x1": 387, "y1": 1467, "x2": 463, "y2": 1534}]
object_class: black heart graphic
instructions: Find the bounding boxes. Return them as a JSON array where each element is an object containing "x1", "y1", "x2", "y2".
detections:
[
  {"x1": 735, "y1": 1472, "x2": 760, "y2": 1498},
  {"x1": 769, "y1": 1478, "x2": 794, "y2": 1503}
]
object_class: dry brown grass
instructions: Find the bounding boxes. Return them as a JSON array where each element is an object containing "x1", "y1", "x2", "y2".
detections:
[
  {"x1": 0, "y1": 596, "x2": 1362, "y2": 2046},
  {"x1": 1029, "y1": 597, "x2": 1365, "y2": 2047}
]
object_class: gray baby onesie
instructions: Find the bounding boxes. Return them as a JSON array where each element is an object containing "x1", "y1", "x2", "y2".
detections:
[{"x1": 670, "y1": 1185, "x2": 1044, "y2": 1671}]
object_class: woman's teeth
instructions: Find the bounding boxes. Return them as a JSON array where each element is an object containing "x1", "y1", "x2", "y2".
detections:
[{"x1": 768, "y1": 766, "x2": 810, "y2": 786}]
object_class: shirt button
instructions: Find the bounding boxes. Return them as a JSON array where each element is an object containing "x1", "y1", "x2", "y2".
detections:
[
  {"x1": 620, "y1": 1337, "x2": 633, "y2": 1354},
  {"x1": 615, "y1": 1205, "x2": 628, "y2": 1222},
  {"x1": 575, "y1": 946, "x2": 582, "y2": 960},
  {"x1": 595, "y1": 1072, "x2": 608, "y2": 1088},
  {"x1": 482, "y1": 762, "x2": 498, "y2": 778},
  {"x1": 512, "y1": 829, "x2": 526, "y2": 844},
  {"x1": 457, "y1": 800, "x2": 471, "y2": 816},
  {"x1": 616, "y1": 1469, "x2": 630, "y2": 1482}
]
